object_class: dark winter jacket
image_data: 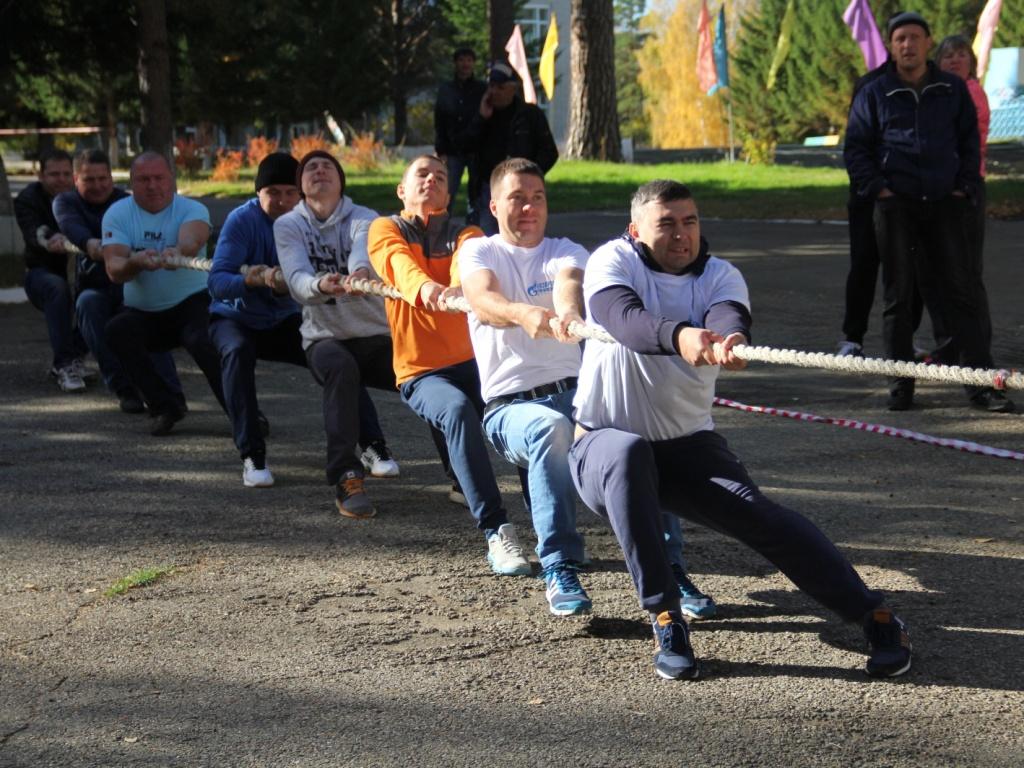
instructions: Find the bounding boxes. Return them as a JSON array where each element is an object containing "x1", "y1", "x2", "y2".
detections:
[
  {"x1": 434, "y1": 76, "x2": 487, "y2": 157},
  {"x1": 53, "y1": 187, "x2": 129, "y2": 291},
  {"x1": 458, "y1": 95, "x2": 559, "y2": 199},
  {"x1": 14, "y1": 181, "x2": 65, "y2": 275},
  {"x1": 844, "y1": 61, "x2": 980, "y2": 202}
]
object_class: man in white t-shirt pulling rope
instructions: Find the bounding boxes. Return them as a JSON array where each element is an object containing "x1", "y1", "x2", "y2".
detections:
[
  {"x1": 459, "y1": 157, "x2": 592, "y2": 617},
  {"x1": 567, "y1": 180, "x2": 912, "y2": 681}
]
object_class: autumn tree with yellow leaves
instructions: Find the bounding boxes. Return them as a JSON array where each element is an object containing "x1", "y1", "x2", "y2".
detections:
[{"x1": 636, "y1": 0, "x2": 729, "y2": 149}]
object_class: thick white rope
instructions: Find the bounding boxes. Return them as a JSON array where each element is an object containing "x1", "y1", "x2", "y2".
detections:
[
  {"x1": 347, "y1": 277, "x2": 1021, "y2": 392},
  {"x1": 42, "y1": 232, "x2": 1017, "y2": 393}
]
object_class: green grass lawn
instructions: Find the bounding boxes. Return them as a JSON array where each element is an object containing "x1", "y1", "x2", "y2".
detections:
[{"x1": 178, "y1": 159, "x2": 1024, "y2": 221}]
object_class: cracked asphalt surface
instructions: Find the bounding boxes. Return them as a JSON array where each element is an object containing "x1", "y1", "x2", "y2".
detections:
[{"x1": 2, "y1": 210, "x2": 1022, "y2": 767}]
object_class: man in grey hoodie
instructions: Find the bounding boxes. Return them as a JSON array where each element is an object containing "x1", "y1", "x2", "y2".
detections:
[{"x1": 274, "y1": 150, "x2": 397, "y2": 519}]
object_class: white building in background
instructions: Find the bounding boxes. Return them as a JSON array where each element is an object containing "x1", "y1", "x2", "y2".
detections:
[{"x1": 517, "y1": 0, "x2": 572, "y2": 147}]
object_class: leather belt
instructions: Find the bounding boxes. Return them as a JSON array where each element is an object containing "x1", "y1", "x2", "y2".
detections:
[{"x1": 483, "y1": 377, "x2": 578, "y2": 417}]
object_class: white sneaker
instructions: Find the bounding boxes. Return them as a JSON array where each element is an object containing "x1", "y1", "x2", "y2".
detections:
[
  {"x1": 70, "y1": 357, "x2": 98, "y2": 382},
  {"x1": 360, "y1": 441, "x2": 400, "y2": 478},
  {"x1": 50, "y1": 365, "x2": 86, "y2": 393},
  {"x1": 486, "y1": 523, "x2": 532, "y2": 576},
  {"x1": 242, "y1": 457, "x2": 274, "y2": 488},
  {"x1": 448, "y1": 485, "x2": 469, "y2": 507},
  {"x1": 835, "y1": 340, "x2": 863, "y2": 357}
]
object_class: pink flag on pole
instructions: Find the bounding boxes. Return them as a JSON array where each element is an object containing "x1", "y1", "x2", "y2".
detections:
[
  {"x1": 505, "y1": 25, "x2": 538, "y2": 104},
  {"x1": 697, "y1": 0, "x2": 717, "y2": 94},
  {"x1": 973, "y1": 0, "x2": 1003, "y2": 81},
  {"x1": 843, "y1": 0, "x2": 886, "y2": 71}
]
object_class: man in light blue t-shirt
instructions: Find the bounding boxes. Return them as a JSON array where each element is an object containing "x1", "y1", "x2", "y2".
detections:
[{"x1": 102, "y1": 152, "x2": 225, "y2": 436}]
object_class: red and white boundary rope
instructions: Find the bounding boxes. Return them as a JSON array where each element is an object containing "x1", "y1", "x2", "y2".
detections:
[{"x1": 713, "y1": 397, "x2": 1024, "y2": 462}]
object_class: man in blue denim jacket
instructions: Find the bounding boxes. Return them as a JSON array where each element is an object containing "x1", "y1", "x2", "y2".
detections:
[{"x1": 844, "y1": 11, "x2": 1012, "y2": 413}]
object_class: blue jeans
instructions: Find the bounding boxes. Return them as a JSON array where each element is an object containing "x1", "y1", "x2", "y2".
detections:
[
  {"x1": 482, "y1": 390, "x2": 584, "y2": 570},
  {"x1": 662, "y1": 514, "x2": 687, "y2": 571},
  {"x1": 77, "y1": 286, "x2": 181, "y2": 395},
  {"x1": 475, "y1": 187, "x2": 498, "y2": 236},
  {"x1": 399, "y1": 360, "x2": 507, "y2": 537},
  {"x1": 23, "y1": 267, "x2": 85, "y2": 368}
]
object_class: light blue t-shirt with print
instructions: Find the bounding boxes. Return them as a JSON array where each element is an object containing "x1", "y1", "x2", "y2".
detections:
[{"x1": 102, "y1": 195, "x2": 211, "y2": 311}]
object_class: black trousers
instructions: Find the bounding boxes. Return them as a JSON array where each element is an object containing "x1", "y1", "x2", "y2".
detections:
[
  {"x1": 874, "y1": 194, "x2": 993, "y2": 390},
  {"x1": 106, "y1": 291, "x2": 226, "y2": 416}
]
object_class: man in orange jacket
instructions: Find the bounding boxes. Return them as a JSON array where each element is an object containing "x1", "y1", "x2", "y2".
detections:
[{"x1": 368, "y1": 155, "x2": 531, "y2": 576}]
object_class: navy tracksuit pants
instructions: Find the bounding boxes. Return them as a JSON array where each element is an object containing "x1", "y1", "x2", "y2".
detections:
[{"x1": 568, "y1": 428, "x2": 884, "y2": 620}]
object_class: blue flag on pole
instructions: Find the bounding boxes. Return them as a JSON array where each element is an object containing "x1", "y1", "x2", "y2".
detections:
[{"x1": 711, "y1": 5, "x2": 729, "y2": 94}]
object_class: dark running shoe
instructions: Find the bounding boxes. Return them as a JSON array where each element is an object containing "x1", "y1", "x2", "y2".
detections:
[
  {"x1": 542, "y1": 564, "x2": 592, "y2": 616},
  {"x1": 969, "y1": 389, "x2": 1015, "y2": 414},
  {"x1": 150, "y1": 406, "x2": 185, "y2": 436},
  {"x1": 671, "y1": 564, "x2": 717, "y2": 620},
  {"x1": 887, "y1": 380, "x2": 914, "y2": 411},
  {"x1": 863, "y1": 608, "x2": 912, "y2": 678},
  {"x1": 117, "y1": 389, "x2": 146, "y2": 414},
  {"x1": 336, "y1": 470, "x2": 376, "y2": 519},
  {"x1": 651, "y1": 611, "x2": 699, "y2": 680}
]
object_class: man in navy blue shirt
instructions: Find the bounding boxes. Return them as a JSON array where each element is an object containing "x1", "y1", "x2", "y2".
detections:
[
  {"x1": 208, "y1": 153, "x2": 310, "y2": 487},
  {"x1": 54, "y1": 149, "x2": 182, "y2": 413}
]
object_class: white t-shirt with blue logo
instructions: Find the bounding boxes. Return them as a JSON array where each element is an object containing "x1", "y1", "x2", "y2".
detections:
[
  {"x1": 573, "y1": 237, "x2": 749, "y2": 441},
  {"x1": 102, "y1": 195, "x2": 211, "y2": 312},
  {"x1": 459, "y1": 235, "x2": 588, "y2": 402}
]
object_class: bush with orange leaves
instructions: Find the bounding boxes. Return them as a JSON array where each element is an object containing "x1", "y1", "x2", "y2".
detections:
[
  {"x1": 211, "y1": 149, "x2": 245, "y2": 182},
  {"x1": 173, "y1": 138, "x2": 203, "y2": 177},
  {"x1": 246, "y1": 136, "x2": 280, "y2": 167},
  {"x1": 340, "y1": 132, "x2": 390, "y2": 173},
  {"x1": 288, "y1": 133, "x2": 336, "y2": 161}
]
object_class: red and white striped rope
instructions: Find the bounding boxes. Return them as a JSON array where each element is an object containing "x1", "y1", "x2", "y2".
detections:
[{"x1": 713, "y1": 396, "x2": 1024, "y2": 462}]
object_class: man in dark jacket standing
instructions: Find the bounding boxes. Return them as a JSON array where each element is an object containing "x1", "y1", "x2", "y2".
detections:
[
  {"x1": 844, "y1": 11, "x2": 1011, "y2": 413},
  {"x1": 14, "y1": 149, "x2": 89, "y2": 392},
  {"x1": 434, "y1": 47, "x2": 487, "y2": 220},
  {"x1": 459, "y1": 61, "x2": 558, "y2": 235}
]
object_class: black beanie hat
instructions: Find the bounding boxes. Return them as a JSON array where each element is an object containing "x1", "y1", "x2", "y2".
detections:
[
  {"x1": 254, "y1": 152, "x2": 299, "y2": 192},
  {"x1": 886, "y1": 11, "x2": 930, "y2": 40},
  {"x1": 296, "y1": 150, "x2": 346, "y2": 197}
]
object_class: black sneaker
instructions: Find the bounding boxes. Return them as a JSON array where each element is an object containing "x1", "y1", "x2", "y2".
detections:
[
  {"x1": 863, "y1": 608, "x2": 912, "y2": 678},
  {"x1": 651, "y1": 610, "x2": 699, "y2": 680},
  {"x1": 117, "y1": 389, "x2": 146, "y2": 414},
  {"x1": 887, "y1": 380, "x2": 914, "y2": 411},
  {"x1": 969, "y1": 389, "x2": 1015, "y2": 414},
  {"x1": 150, "y1": 406, "x2": 185, "y2": 436}
]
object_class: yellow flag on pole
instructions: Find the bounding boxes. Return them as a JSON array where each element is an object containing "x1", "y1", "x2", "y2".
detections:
[
  {"x1": 539, "y1": 12, "x2": 559, "y2": 101},
  {"x1": 767, "y1": 0, "x2": 796, "y2": 91}
]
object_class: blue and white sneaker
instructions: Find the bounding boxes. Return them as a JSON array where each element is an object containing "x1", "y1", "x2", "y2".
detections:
[
  {"x1": 542, "y1": 564, "x2": 592, "y2": 616},
  {"x1": 672, "y1": 564, "x2": 717, "y2": 620},
  {"x1": 651, "y1": 611, "x2": 699, "y2": 680}
]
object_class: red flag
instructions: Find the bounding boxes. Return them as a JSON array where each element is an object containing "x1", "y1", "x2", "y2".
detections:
[{"x1": 697, "y1": 0, "x2": 717, "y2": 94}]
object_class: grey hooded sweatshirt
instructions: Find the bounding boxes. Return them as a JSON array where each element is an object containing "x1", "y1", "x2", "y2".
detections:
[{"x1": 274, "y1": 196, "x2": 390, "y2": 348}]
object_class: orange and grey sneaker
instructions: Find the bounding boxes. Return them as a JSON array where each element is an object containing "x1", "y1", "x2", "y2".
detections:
[
  {"x1": 863, "y1": 607, "x2": 912, "y2": 678},
  {"x1": 335, "y1": 470, "x2": 376, "y2": 519}
]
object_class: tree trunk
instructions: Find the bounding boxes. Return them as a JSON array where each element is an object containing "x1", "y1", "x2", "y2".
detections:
[
  {"x1": 391, "y1": 0, "x2": 408, "y2": 145},
  {"x1": 0, "y1": 154, "x2": 23, "y2": 256},
  {"x1": 105, "y1": 88, "x2": 120, "y2": 167},
  {"x1": 136, "y1": 0, "x2": 173, "y2": 163},
  {"x1": 489, "y1": 0, "x2": 515, "y2": 62},
  {"x1": 565, "y1": 0, "x2": 622, "y2": 161}
]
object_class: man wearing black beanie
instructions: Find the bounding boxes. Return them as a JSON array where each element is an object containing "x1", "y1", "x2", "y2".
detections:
[{"x1": 207, "y1": 152, "x2": 310, "y2": 487}]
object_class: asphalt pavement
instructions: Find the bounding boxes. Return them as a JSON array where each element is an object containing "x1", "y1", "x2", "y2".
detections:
[{"x1": 1, "y1": 211, "x2": 1022, "y2": 767}]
